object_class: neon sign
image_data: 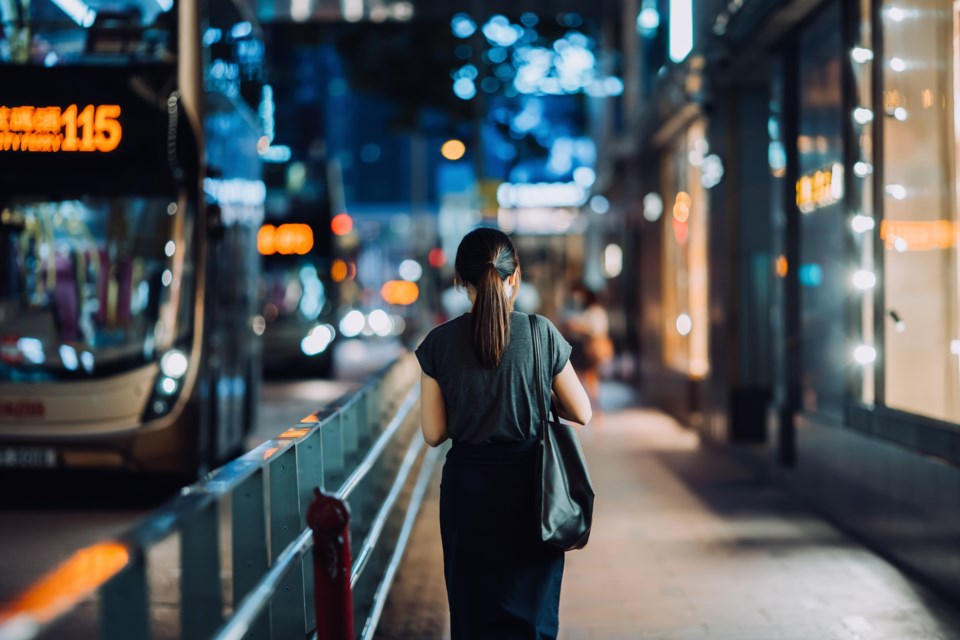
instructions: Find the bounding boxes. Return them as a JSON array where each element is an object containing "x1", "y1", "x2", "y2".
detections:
[
  {"x1": 0, "y1": 104, "x2": 122, "y2": 153},
  {"x1": 796, "y1": 162, "x2": 844, "y2": 213}
]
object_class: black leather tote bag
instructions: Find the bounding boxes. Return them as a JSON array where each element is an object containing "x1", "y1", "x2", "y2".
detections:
[{"x1": 529, "y1": 314, "x2": 595, "y2": 551}]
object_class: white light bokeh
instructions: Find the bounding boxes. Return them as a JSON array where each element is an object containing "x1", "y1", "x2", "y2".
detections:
[
  {"x1": 399, "y1": 259, "x2": 423, "y2": 282},
  {"x1": 852, "y1": 270, "x2": 876, "y2": 290},
  {"x1": 340, "y1": 310, "x2": 366, "y2": 338},
  {"x1": 854, "y1": 345, "x2": 877, "y2": 365}
]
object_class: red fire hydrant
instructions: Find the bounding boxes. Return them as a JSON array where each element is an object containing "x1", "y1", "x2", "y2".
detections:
[{"x1": 307, "y1": 487, "x2": 355, "y2": 640}]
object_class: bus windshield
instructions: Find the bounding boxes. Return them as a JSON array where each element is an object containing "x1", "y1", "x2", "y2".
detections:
[{"x1": 0, "y1": 196, "x2": 193, "y2": 380}]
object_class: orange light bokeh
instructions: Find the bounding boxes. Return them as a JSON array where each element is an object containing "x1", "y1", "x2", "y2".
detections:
[
  {"x1": 0, "y1": 541, "x2": 129, "y2": 625},
  {"x1": 673, "y1": 192, "x2": 691, "y2": 223},
  {"x1": 381, "y1": 280, "x2": 420, "y2": 305},
  {"x1": 331, "y1": 259, "x2": 348, "y2": 283},
  {"x1": 440, "y1": 139, "x2": 466, "y2": 161},
  {"x1": 776, "y1": 255, "x2": 789, "y2": 278},
  {"x1": 258, "y1": 224, "x2": 313, "y2": 256},
  {"x1": 331, "y1": 213, "x2": 353, "y2": 236}
]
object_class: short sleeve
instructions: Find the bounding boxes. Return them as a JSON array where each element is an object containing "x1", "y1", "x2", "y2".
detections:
[
  {"x1": 543, "y1": 316, "x2": 572, "y2": 377},
  {"x1": 415, "y1": 332, "x2": 437, "y2": 379}
]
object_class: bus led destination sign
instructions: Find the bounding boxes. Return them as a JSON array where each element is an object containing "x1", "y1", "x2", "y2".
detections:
[{"x1": 0, "y1": 104, "x2": 122, "y2": 153}]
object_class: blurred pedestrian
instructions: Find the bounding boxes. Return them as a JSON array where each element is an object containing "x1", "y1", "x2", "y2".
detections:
[
  {"x1": 567, "y1": 284, "x2": 613, "y2": 409},
  {"x1": 416, "y1": 228, "x2": 592, "y2": 639}
]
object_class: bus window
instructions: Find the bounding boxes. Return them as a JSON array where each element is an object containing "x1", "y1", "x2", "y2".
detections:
[{"x1": 0, "y1": 197, "x2": 194, "y2": 380}]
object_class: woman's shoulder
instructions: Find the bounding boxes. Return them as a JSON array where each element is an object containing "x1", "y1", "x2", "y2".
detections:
[
  {"x1": 423, "y1": 314, "x2": 468, "y2": 342},
  {"x1": 526, "y1": 312, "x2": 561, "y2": 332}
]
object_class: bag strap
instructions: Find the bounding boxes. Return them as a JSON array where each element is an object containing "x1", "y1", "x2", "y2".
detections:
[{"x1": 529, "y1": 314, "x2": 548, "y2": 443}]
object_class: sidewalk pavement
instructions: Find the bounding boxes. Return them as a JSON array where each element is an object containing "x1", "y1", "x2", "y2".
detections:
[{"x1": 375, "y1": 384, "x2": 960, "y2": 640}]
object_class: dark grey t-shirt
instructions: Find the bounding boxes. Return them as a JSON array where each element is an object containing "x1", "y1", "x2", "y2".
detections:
[{"x1": 415, "y1": 312, "x2": 572, "y2": 445}]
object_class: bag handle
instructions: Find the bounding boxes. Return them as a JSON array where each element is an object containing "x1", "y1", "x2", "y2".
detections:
[{"x1": 529, "y1": 314, "x2": 548, "y2": 443}]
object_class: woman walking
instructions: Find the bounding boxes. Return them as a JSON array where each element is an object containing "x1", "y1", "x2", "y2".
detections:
[{"x1": 416, "y1": 228, "x2": 592, "y2": 639}]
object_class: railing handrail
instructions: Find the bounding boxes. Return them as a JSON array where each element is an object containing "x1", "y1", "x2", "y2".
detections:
[
  {"x1": 209, "y1": 384, "x2": 421, "y2": 640},
  {"x1": 0, "y1": 353, "x2": 431, "y2": 640}
]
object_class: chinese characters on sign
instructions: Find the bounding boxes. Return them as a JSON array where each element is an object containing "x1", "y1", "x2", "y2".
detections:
[{"x1": 0, "y1": 105, "x2": 122, "y2": 153}]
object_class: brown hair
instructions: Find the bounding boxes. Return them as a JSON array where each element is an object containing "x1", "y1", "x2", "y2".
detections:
[{"x1": 454, "y1": 227, "x2": 520, "y2": 368}]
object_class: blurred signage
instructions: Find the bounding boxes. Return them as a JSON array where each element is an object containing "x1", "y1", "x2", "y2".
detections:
[
  {"x1": 880, "y1": 219, "x2": 957, "y2": 251},
  {"x1": 205, "y1": 178, "x2": 266, "y2": 207},
  {"x1": 0, "y1": 105, "x2": 122, "y2": 153},
  {"x1": 258, "y1": 223, "x2": 314, "y2": 255},
  {"x1": 0, "y1": 400, "x2": 45, "y2": 417},
  {"x1": 796, "y1": 162, "x2": 843, "y2": 213},
  {"x1": 0, "y1": 64, "x2": 197, "y2": 196},
  {"x1": 497, "y1": 182, "x2": 588, "y2": 209},
  {"x1": 497, "y1": 207, "x2": 584, "y2": 235}
]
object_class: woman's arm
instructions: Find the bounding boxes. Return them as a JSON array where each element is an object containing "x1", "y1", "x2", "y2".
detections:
[
  {"x1": 550, "y1": 360, "x2": 592, "y2": 425},
  {"x1": 420, "y1": 371, "x2": 449, "y2": 446}
]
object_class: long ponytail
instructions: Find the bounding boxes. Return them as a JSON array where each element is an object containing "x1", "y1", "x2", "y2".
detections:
[{"x1": 454, "y1": 228, "x2": 520, "y2": 368}]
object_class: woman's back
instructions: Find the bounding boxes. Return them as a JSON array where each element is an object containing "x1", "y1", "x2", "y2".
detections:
[
  {"x1": 416, "y1": 311, "x2": 570, "y2": 445},
  {"x1": 416, "y1": 227, "x2": 590, "y2": 639}
]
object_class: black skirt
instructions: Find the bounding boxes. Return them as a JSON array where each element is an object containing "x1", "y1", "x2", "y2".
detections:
[{"x1": 440, "y1": 438, "x2": 565, "y2": 640}]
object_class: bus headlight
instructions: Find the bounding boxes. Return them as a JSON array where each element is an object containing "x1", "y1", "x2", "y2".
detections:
[
  {"x1": 144, "y1": 351, "x2": 188, "y2": 422},
  {"x1": 160, "y1": 350, "x2": 189, "y2": 378},
  {"x1": 159, "y1": 377, "x2": 178, "y2": 395}
]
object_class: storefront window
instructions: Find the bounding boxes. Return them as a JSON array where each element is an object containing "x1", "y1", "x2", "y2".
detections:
[
  {"x1": 881, "y1": 0, "x2": 960, "y2": 422},
  {"x1": 797, "y1": 1, "x2": 846, "y2": 420},
  {"x1": 661, "y1": 120, "x2": 709, "y2": 379}
]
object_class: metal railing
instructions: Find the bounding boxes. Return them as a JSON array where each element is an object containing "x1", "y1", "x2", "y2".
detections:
[{"x1": 0, "y1": 353, "x2": 439, "y2": 640}]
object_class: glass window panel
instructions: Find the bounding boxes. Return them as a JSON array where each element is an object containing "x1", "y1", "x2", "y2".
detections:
[
  {"x1": 797, "y1": 2, "x2": 846, "y2": 420},
  {"x1": 0, "y1": 197, "x2": 193, "y2": 379},
  {"x1": 881, "y1": 0, "x2": 960, "y2": 422},
  {"x1": 662, "y1": 119, "x2": 709, "y2": 379}
]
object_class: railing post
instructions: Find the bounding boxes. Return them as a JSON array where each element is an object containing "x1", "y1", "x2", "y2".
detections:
[
  {"x1": 268, "y1": 448, "x2": 307, "y2": 639},
  {"x1": 181, "y1": 500, "x2": 223, "y2": 640},
  {"x1": 232, "y1": 469, "x2": 269, "y2": 640},
  {"x1": 100, "y1": 552, "x2": 151, "y2": 640},
  {"x1": 307, "y1": 488, "x2": 354, "y2": 640},
  {"x1": 322, "y1": 415, "x2": 345, "y2": 489},
  {"x1": 297, "y1": 430, "x2": 325, "y2": 632}
]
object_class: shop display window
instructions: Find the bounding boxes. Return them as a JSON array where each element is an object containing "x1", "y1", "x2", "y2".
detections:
[
  {"x1": 661, "y1": 120, "x2": 709, "y2": 379},
  {"x1": 880, "y1": 0, "x2": 960, "y2": 422}
]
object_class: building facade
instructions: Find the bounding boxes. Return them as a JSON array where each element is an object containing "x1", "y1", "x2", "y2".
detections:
[{"x1": 614, "y1": 0, "x2": 960, "y2": 600}]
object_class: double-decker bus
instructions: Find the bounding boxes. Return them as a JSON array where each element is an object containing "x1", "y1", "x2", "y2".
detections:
[{"x1": 0, "y1": 0, "x2": 264, "y2": 476}]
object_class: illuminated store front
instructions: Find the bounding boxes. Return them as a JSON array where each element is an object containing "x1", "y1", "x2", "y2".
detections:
[
  {"x1": 629, "y1": 0, "x2": 960, "y2": 603},
  {"x1": 756, "y1": 0, "x2": 960, "y2": 602},
  {"x1": 877, "y1": 0, "x2": 960, "y2": 423},
  {"x1": 661, "y1": 120, "x2": 710, "y2": 382}
]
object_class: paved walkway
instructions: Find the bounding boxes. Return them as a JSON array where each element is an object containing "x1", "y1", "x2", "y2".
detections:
[{"x1": 376, "y1": 386, "x2": 960, "y2": 639}]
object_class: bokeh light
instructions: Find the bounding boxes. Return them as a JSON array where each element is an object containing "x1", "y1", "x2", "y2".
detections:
[
  {"x1": 441, "y1": 139, "x2": 467, "y2": 161},
  {"x1": 331, "y1": 213, "x2": 353, "y2": 236}
]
